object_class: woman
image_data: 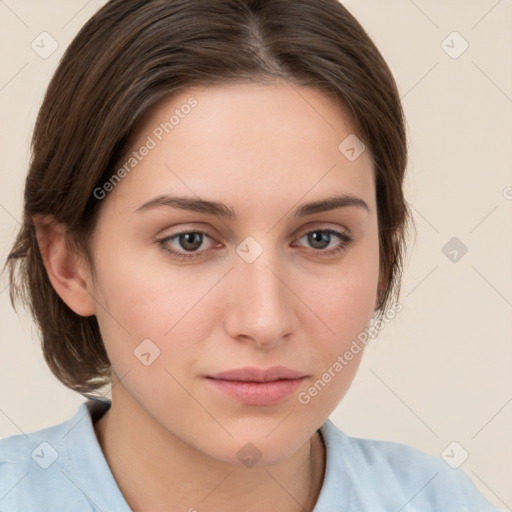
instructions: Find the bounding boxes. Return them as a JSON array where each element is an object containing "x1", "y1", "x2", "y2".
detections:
[{"x1": 1, "y1": 0, "x2": 501, "y2": 510}]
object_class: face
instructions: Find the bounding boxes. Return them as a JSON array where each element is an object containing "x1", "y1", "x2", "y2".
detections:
[{"x1": 87, "y1": 80, "x2": 380, "y2": 465}]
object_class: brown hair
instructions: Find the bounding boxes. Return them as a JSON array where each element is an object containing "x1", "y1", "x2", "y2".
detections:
[{"x1": 4, "y1": 0, "x2": 414, "y2": 399}]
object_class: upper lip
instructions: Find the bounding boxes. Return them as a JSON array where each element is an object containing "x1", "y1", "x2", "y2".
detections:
[{"x1": 207, "y1": 366, "x2": 306, "y2": 382}]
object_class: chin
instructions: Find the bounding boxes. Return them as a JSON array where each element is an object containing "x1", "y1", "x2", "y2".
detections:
[{"x1": 199, "y1": 421, "x2": 312, "y2": 468}]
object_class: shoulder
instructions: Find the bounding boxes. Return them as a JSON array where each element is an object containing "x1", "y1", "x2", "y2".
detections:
[
  {"x1": 317, "y1": 419, "x2": 503, "y2": 511},
  {"x1": 0, "y1": 401, "x2": 107, "y2": 511}
]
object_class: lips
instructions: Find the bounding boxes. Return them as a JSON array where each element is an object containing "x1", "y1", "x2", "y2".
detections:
[
  {"x1": 207, "y1": 366, "x2": 306, "y2": 382},
  {"x1": 205, "y1": 366, "x2": 307, "y2": 406}
]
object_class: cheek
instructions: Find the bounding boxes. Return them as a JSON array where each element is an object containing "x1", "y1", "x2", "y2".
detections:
[
  {"x1": 307, "y1": 237, "x2": 380, "y2": 339},
  {"x1": 90, "y1": 236, "x2": 216, "y2": 372},
  {"x1": 94, "y1": 222, "x2": 193, "y2": 313},
  {"x1": 296, "y1": 238, "x2": 379, "y2": 405}
]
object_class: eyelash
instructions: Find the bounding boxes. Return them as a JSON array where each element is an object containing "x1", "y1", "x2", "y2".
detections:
[{"x1": 157, "y1": 228, "x2": 353, "y2": 260}]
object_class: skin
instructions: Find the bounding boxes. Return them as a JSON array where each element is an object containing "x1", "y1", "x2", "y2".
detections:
[{"x1": 34, "y1": 80, "x2": 382, "y2": 512}]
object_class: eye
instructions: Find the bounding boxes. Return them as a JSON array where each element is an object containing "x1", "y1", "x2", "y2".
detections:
[
  {"x1": 292, "y1": 229, "x2": 353, "y2": 257},
  {"x1": 157, "y1": 227, "x2": 353, "y2": 261},
  {"x1": 157, "y1": 230, "x2": 218, "y2": 259}
]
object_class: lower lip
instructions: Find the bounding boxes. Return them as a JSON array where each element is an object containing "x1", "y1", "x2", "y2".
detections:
[{"x1": 206, "y1": 377, "x2": 305, "y2": 406}]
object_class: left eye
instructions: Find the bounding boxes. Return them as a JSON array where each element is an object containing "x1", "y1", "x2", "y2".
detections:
[
  {"x1": 158, "y1": 228, "x2": 352, "y2": 260},
  {"x1": 294, "y1": 229, "x2": 352, "y2": 255}
]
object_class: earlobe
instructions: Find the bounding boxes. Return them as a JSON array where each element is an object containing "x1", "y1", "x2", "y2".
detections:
[{"x1": 32, "y1": 214, "x2": 96, "y2": 317}]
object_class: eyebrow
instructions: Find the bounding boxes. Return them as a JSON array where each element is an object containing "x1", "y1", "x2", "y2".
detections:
[{"x1": 134, "y1": 193, "x2": 370, "y2": 218}]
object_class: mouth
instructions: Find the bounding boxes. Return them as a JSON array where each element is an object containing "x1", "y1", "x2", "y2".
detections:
[{"x1": 205, "y1": 366, "x2": 307, "y2": 406}]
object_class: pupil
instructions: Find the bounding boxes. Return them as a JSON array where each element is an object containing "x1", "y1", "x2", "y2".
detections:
[
  {"x1": 309, "y1": 231, "x2": 329, "y2": 249},
  {"x1": 180, "y1": 232, "x2": 202, "y2": 251}
]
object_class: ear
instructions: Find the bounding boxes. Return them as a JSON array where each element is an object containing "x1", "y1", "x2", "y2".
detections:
[{"x1": 32, "y1": 214, "x2": 96, "y2": 317}]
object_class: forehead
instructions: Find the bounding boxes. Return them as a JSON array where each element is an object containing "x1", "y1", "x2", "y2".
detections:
[{"x1": 104, "y1": 80, "x2": 375, "y2": 218}]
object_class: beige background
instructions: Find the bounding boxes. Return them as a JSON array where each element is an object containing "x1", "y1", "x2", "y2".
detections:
[{"x1": 0, "y1": 0, "x2": 511, "y2": 508}]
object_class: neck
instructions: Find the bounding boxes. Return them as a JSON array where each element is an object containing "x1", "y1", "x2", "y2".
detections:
[{"x1": 93, "y1": 387, "x2": 326, "y2": 512}]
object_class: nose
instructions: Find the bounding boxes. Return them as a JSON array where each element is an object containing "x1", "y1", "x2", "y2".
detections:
[{"x1": 223, "y1": 246, "x2": 297, "y2": 349}]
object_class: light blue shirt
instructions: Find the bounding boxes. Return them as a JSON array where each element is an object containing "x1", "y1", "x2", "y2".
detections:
[{"x1": 0, "y1": 398, "x2": 502, "y2": 511}]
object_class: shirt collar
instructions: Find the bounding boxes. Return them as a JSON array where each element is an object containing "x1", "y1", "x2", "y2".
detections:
[{"x1": 64, "y1": 399, "x2": 365, "y2": 511}]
